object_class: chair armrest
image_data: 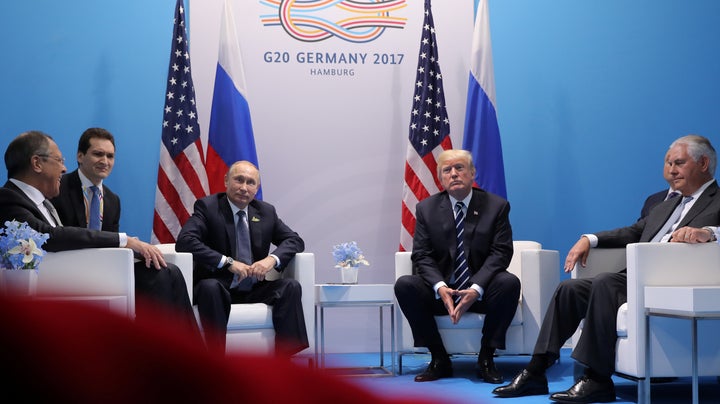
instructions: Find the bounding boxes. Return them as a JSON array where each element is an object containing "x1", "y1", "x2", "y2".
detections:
[
  {"x1": 518, "y1": 248, "x2": 560, "y2": 352},
  {"x1": 395, "y1": 251, "x2": 412, "y2": 279},
  {"x1": 626, "y1": 242, "x2": 720, "y2": 323},
  {"x1": 572, "y1": 248, "x2": 626, "y2": 279},
  {"x1": 624, "y1": 242, "x2": 720, "y2": 375},
  {"x1": 282, "y1": 252, "x2": 315, "y2": 354},
  {"x1": 37, "y1": 248, "x2": 135, "y2": 317}
]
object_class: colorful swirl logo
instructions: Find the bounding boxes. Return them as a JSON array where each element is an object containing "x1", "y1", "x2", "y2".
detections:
[{"x1": 260, "y1": 0, "x2": 407, "y2": 43}]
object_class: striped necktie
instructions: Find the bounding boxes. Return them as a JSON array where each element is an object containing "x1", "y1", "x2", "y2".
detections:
[{"x1": 452, "y1": 202, "x2": 470, "y2": 299}]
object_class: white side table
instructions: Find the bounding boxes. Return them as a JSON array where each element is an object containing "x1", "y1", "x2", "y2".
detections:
[
  {"x1": 644, "y1": 286, "x2": 720, "y2": 404},
  {"x1": 315, "y1": 284, "x2": 395, "y2": 376}
]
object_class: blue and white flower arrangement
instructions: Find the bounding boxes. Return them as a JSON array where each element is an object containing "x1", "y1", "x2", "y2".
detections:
[
  {"x1": 0, "y1": 220, "x2": 49, "y2": 270},
  {"x1": 332, "y1": 241, "x2": 370, "y2": 269}
]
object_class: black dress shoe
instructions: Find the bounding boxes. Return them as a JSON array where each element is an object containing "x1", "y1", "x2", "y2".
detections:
[
  {"x1": 476, "y1": 358, "x2": 503, "y2": 384},
  {"x1": 414, "y1": 358, "x2": 453, "y2": 382},
  {"x1": 549, "y1": 375, "x2": 615, "y2": 403},
  {"x1": 492, "y1": 369, "x2": 548, "y2": 397}
]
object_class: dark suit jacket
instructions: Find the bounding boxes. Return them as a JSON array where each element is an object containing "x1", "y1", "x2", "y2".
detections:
[
  {"x1": 50, "y1": 170, "x2": 121, "y2": 232},
  {"x1": 638, "y1": 188, "x2": 671, "y2": 221},
  {"x1": 0, "y1": 181, "x2": 119, "y2": 252},
  {"x1": 175, "y1": 193, "x2": 304, "y2": 288},
  {"x1": 598, "y1": 181, "x2": 720, "y2": 247},
  {"x1": 411, "y1": 187, "x2": 513, "y2": 291}
]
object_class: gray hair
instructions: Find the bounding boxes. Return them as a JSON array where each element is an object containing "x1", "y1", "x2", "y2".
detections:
[{"x1": 670, "y1": 134, "x2": 716, "y2": 175}]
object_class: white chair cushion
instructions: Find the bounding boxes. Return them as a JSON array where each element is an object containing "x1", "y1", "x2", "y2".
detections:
[
  {"x1": 616, "y1": 302, "x2": 628, "y2": 338},
  {"x1": 227, "y1": 303, "x2": 274, "y2": 330}
]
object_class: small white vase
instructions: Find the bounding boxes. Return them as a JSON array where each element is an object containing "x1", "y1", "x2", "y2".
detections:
[
  {"x1": 340, "y1": 266, "x2": 359, "y2": 284},
  {"x1": 1, "y1": 269, "x2": 38, "y2": 297}
]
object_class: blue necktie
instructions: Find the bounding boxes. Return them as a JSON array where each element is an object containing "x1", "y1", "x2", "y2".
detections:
[
  {"x1": 88, "y1": 185, "x2": 101, "y2": 230},
  {"x1": 230, "y1": 210, "x2": 254, "y2": 290},
  {"x1": 452, "y1": 202, "x2": 470, "y2": 300}
]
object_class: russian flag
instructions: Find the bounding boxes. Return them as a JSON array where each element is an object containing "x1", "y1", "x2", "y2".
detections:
[
  {"x1": 206, "y1": 0, "x2": 262, "y2": 199},
  {"x1": 462, "y1": 0, "x2": 506, "y2": 199}
]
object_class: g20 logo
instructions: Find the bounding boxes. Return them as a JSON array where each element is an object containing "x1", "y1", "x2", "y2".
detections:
[{"x1": 260, "y1": 0, "x2": 407, "y2": 43}]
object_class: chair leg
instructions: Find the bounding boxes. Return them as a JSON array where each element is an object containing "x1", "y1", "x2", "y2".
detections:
[{"x1": 637, "y1": 378, "x2": 646, "y2": 404}]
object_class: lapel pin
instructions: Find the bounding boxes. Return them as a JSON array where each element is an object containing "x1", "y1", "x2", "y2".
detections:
[{"x1": 251, "y1": 216, "x2": 260, "y2": 222}]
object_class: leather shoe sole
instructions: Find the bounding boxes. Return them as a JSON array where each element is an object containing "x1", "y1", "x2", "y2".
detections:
[
  {"x1": 549, "y1": 375, "x2": 615, "y2": 403},
  {"x1": 414, "y1": 360, "x2": 453, "y2": 382},
  {"x1": 492, "y1": 369, "x2": 548, "y2": 397},
  {"x1": 476, "y1": 359, "x2": 503, "y2": 384}
]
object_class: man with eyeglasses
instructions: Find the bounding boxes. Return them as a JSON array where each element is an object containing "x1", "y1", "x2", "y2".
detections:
[{"x1": 0, "y1": 130, "x2": 200, "y2": 338}]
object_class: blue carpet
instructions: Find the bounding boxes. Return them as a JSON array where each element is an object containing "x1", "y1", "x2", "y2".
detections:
[{"x1": 315, "y1": 348, "x2": 720, "y2": 403}]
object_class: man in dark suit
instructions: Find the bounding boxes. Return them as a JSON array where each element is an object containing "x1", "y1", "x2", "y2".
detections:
[
  {"x1": 1, "y1": 130, "x2": 199, "y2": 338},
  {"x1": 494, "y1": 134, "x2": 720, "y2": 403},
  {"x1": 51, "y1": 128, "x2": 120, "y2": 231},
  {"x1": 395, "y1": 149, "x2": 520, "y2": 384},
  {"x1": 176, "y1": 160, "x2": 307, "y2": 355}
]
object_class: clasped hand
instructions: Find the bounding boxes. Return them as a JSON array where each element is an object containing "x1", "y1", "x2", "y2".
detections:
[
  {"x1": 440, "y1": 286, "x2": 479, "y2": 324},
  {"x1": 228, "y1": 256, "x2": 275, "y2": 282}
]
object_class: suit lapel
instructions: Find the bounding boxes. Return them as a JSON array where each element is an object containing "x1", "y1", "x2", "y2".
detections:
[
  {"x1": 69, "y1": 172, "x2": 88, "y2": 227},
  {"x1": 247, "y1": 204, "x2": 261, "y2": 260},
  {"x1": 437, "y1": 196, "x2": 456, "y2": 257},
  {"x1": 464, "y1": 189, "x2": 483, "y2": 241},
  {"x1": 643, "y1": 197, "x2": 680, "y2": 240},
  {"x1": 220, "y1": 196, "x2": 237, "y2": 258},
  {"x1": 678, "y1": 181, "x2": 718, "y2": 227},
  {"x1": 5, "y1": 181, "x2": 52, "y2": 225}
]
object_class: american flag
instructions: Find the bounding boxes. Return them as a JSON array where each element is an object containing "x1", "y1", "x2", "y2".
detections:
[
  {"x1": 399, "y1": 0, "x2": 453, "y2": 252},
  {"x1": 151, "y1": 0, "x2": 209, "y2": 244}
]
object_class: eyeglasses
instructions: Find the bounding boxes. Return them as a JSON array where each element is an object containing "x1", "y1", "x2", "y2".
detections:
[{"x1": 36, "y1": 154, "x2": 66, "y2": 164}]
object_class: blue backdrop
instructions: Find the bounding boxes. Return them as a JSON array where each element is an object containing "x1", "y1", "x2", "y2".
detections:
[{"x1": 2, "y1": 0, "x2": 719, "y2": 281}]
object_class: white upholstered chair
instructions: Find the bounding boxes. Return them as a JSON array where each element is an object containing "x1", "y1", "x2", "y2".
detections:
[
  {"x1": 571, "y1": 242, "x2": 720, "y2": 394},
  {"x1": 36, "y1": 248, "x2": 136, "y2": 317},
  {"x1": 394, "y1": 240, "x2": 560, "y2": 373},
  {"x1": 156, "y1": 243, "x2": 315, "y2": 355}
]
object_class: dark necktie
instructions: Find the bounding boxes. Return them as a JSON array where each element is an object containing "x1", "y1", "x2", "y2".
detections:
[
  {"x1": 43, "y1": 199, "x2": 62, "y2": 227},
  {"x1": 452, "y1": 202, "x2": 470, "y2": 299},
  {"x1": 230, "y1": 210, "x2": 254, "y2": 290},
  {"x1": 650, "y1": 195, "x2": 693, "y2": 242},
  {"x1": 88, "y1": 185, "x2": 101, "y2": 230}
]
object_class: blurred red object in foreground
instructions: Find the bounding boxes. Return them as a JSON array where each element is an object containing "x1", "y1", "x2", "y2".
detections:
[{"x1": 0, "y1": 295, "x2": 432, "y2": 403}]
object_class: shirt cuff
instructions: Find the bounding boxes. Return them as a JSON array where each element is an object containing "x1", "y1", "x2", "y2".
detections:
[
  {"x1": 118, "y1": 233, "x2": 128, "y2": 247},
  {"x1": 433, "y1": 281, "x2": 447, "y2": 299},
  {"x1": 582, "y1": 233, "x2": 599, "y2": 248},
  {"x1": 702, "y1": 226, "x2": 718, "y2": 241},
  {"x1": 470, "y1": 284, "x2": 484, "y2": 301},
  {"x1": 270, "y1": 254, "x2": 280, "y2": 268}
]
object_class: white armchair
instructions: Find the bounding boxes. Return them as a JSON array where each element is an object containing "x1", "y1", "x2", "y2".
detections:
[
  {"x1": 571, "y1": 243, "x2": 720, "y2": 385},
  {"x1": 156, "y1": 244, "x2": 315, "y2": 355},
  {"x1": 36, "y1": 248, "x2": 136, "y2": 317},
  {"x1": 395, "y1": 240, "x2": 559, "y2": 373}
]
